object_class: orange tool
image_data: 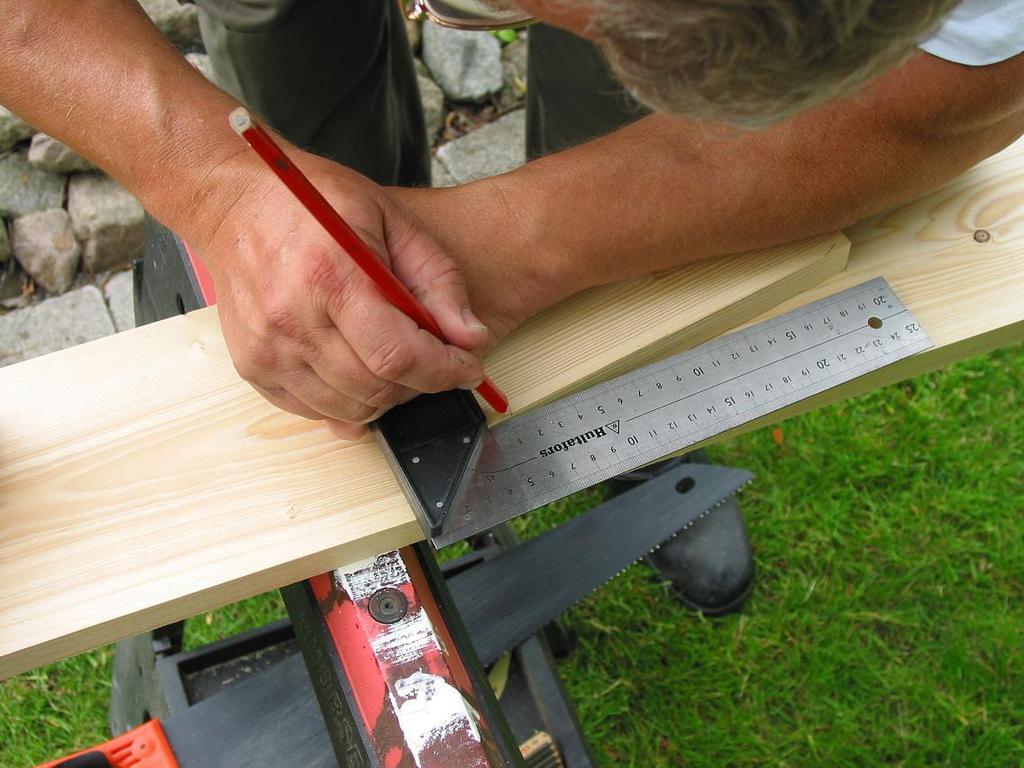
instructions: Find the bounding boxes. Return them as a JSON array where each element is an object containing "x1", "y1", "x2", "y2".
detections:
[{"x1": 37, "y1": 720, "x2": 178, "y2": 768}]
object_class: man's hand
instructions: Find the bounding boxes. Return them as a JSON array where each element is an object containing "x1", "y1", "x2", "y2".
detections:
[
  {"x1": 195, "y1": 150, "x2": 495, "y2": 439},
  {"x1": 1, "y1": 2, "x2": 520, "y2": 439}
]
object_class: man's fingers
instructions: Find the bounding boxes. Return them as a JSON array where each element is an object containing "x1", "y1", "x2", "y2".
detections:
[
  {"x1": 327, "y1": 293, "x2": 485, "y2": 394},
  {"x1": 244, "y1": 326, "x2": 418, "y2": 429},
  {"x1": 251, "y1": 383, "x2": 324, "y2": 422},
  {"x1": 278, "y1": 365, "x2": 387, "y2": 424},
  {"x1": 358, "y1": 315, "x2": 485, "y2": 394},
  {"x1": 388, "y1": 215, "x2": 492, "y2": 352},
  {"x1": 251, "y1": 356, "x2": 386, "y2": 425},
  {"x1": 421, "y1": 291, "x2": 493, "y2": 354},
  {"x1": 307, "y1": 330, "x2": 418, "y2": 410},
  {"x1": 213, "y1": 163, "x2": 496, "y2": 434},
  {"x1": 254, "y1": 383, "x2": 369, "y2": 442},
  {"x1": 324, "y1": 419, "x2": 368, "y2": 441}
]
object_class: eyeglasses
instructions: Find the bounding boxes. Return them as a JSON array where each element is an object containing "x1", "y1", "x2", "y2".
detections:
[{"x1": 404, "y1": 0, "x2": 534, "y2": 31}]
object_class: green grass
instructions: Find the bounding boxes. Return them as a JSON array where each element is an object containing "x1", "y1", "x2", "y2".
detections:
[{"x1": 3, "y1": 343, "x2": 1022, "y2": 767}]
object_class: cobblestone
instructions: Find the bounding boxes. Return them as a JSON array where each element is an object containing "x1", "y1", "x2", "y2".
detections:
[
  {"x1": 435, "y1": 109, "x2": 525, "y2": 182},
  {"x1": 431, "y1": 158, "x2": 456, "y2": 188},
  {"x1": 10, "y1": 208, "x2": 80, "y2": 294},
  {"x1": 0, "y1": 285, "x2": 114, "y2": 366},
  {"x1": 422, "y1": 25, "x2": 503, "y2": 103},
  {"x1": 139, "y1": 0, "x2": 201, "y2": 49},
  {"x1": 67, "y1": 174, "x2": 145, "y2": 272},
  {"x1": 0, "y1": 150, "x2": 66, "y2": 218},
  {"x1": 28, "y1": 133, "x2": 95, "y2": 173},
  {"x1": 103, "y1": 270, "x2": 135, "y2": 332},
  {"x1": 0, "y1": 106, "x2": 33, "y2": 153}
]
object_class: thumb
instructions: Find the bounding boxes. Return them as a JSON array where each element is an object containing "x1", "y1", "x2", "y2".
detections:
[
  {"x1": 423, "y1": 284, "x2": 492, "y2": 354},
  {"x1": 388, "y1": 215, "x2": 493, "y2": 353}
]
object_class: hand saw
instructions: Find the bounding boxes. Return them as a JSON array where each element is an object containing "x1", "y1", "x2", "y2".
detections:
[
  {"x1": 448, "y1": 460, "x2": 753, "y2": 665},
  {"x1": 374, "y1": 277, "x2": 933, "y2": 547}
]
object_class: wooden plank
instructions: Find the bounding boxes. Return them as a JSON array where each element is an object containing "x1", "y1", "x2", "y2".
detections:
[
  {"x1": 0, "y1": 232, "x2": 847, "y2": 679},
  {"x1": 679, "y1": 133, "x2": 1024, "y2": 450}
]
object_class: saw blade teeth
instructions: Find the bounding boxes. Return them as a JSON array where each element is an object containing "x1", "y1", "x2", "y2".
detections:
[
  {"x1": 462, "y1": 469, "x2": 759, "y2": 664},
  {"x1": 647, "y1": 489, "x2": 742, "y2": 552},
  {"x1": 639, "y1": 482, "x2": 746, "y2": 555}
]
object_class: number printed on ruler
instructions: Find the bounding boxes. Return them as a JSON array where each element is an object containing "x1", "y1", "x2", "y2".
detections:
[{"x1": 450, "y1": 278, "x2": 933, "y2": 532}]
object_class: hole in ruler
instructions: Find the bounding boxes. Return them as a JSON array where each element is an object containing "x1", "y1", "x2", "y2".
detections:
[
  {"x1": 675, "y1": 477, "x2": 696, "y2": 494},
  {"x1": 867, "y1": 316, "x2": 883, "y2": 329}
]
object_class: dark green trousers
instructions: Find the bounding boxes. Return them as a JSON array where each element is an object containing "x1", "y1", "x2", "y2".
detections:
[{"x1": 195, "y1": 0, "x2": 649, "y2": 184}]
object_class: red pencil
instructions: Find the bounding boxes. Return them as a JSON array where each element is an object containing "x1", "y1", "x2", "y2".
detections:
[{"x1": 228, "y1": 107, "x2": 509, "y2": 415}]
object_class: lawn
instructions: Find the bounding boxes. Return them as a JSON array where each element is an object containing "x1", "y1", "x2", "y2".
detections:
[{"x1": 2, "y1": 342, "x2": 1022, "y2": 767}]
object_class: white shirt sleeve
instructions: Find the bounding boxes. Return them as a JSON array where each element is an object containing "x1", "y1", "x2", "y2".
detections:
[{"x1": 919, "y1": 0, "x2": 1024, "y2": 65}]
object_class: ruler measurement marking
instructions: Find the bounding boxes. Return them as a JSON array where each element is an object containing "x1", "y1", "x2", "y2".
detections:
[
  {"x1": 533, "y1": 293, "x2": 894, "y2": 426},
  {"x1": 435, "y1": 280, "x2": 931, "y2": 545},
  {"x1": 479, "y1": 336, "x2": 928, "y2": 511},
  {"x1": 501, "y1": 309, "x2": 907, "y2": 458},
  {"x1": 623, "y1": 308, "x2": 904, "y2": 424}
]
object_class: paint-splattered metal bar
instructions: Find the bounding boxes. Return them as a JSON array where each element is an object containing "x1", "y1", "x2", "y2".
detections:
[{"x1": 282, "y1": 546, "x2": 523, "y2": 767}]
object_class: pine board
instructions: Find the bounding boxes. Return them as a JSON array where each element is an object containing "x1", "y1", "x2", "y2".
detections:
[
  {"x1": 684, "y1": 134, "x2": 1024, "y2": 449},
  {"x1": 0, "y1": 232, "x2": 847, "y2": 678}
]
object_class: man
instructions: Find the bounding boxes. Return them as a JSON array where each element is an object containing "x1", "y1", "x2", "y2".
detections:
[{"x1": 1, "y1": 0, "x2": 1022, "y2": 612}]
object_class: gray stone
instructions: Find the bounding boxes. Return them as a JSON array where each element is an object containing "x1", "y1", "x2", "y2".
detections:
[
  {"x1": 436, "y1": 109, "x2": 526, "y2": 182},
  {"x1": 0, "y1": 151, "x2": 66, "y2": 218},
  {"x1": 185, "y1": 52, "x2": 217, "y2": 85},
  {"x1": 139, "y1": 0, "x2": 201, "y2": 48},
  {"x1": 11, "y1": 208, "x2": 81, "y2": 294},
  {"x1": 418, "y1": 74, "x2": 446, "y2": 145},
  {"x1": 431, "y1": 157, "x2": 456, "y2": 188},
  {"x1": 0, "y1": 106, "x2": 33, "y2": 152},
  {"x1": 27, "y1": 133, "x2": 95, "y2": 173},
  {"x1": 103, "y1": 269, "x2": 135, "y2": 331},
  {"x1": 0, "y1": 218, "x2": 9, "y2": 262},
  {"x1": 0, "y1": 259, "x2": 23, "y2": 302},
  {"x1": 422, "y1": 25, "x2": 503, "y2": 103},
  {"x1": 0, "y1": 285, "x2": 115, "y2": 367},
  {"x1": 67, "y1": 174, "x2": 144, "y2": 272},
  {"x1": 499, "y1": 38, "x2": 528, "y2": 110}
]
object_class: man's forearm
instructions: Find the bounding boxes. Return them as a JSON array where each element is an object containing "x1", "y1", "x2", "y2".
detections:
[
  {"x1": 0, "y1": 1, "x2": 246, "y2": 243},
  {"x1": 405, "y1": 52, "x2": 1024, "y2": 321}
]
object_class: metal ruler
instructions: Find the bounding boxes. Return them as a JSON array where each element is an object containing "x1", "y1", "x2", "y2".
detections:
[{"x1": 430, "y1": 277, "x2": 932, "y2": 545}]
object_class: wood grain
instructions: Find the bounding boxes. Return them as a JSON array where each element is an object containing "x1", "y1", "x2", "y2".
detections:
[
  {"x1": 682, "y1": 133, "x2": 1024, "y2": 447},
  {"x1": 0, "y1": 231, "x2": 846, "y2": 678}
]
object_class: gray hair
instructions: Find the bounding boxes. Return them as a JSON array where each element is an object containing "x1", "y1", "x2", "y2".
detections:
[{"x1": 584, "y1": 0, "x2": 962, "y2": 127}]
